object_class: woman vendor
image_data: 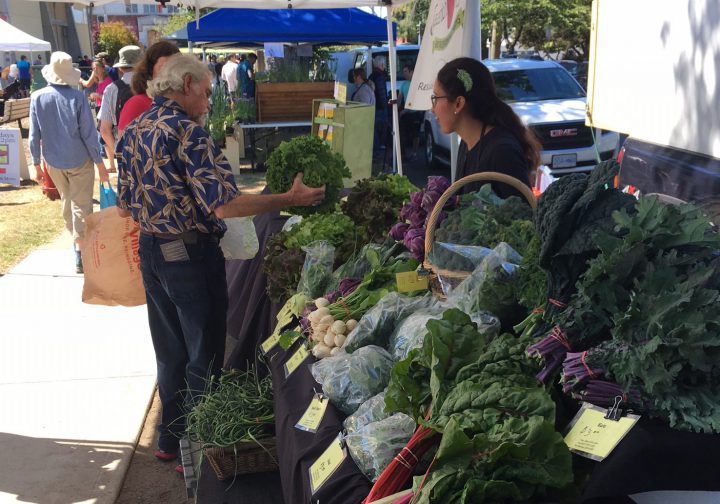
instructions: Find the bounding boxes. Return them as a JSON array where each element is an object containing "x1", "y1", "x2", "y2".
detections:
[{"x1": 431, "y1": 57, "x2": 541, "y2": 198}]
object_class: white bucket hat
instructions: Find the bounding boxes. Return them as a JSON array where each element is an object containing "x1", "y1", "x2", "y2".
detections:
[{"x1": 41, "y1": 51, "x2": 81, "y2": 87}]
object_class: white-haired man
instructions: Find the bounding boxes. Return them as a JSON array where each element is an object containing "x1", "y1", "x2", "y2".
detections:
[{"x1": 116, "y1": 53, "x2": 324, "y2": 465}]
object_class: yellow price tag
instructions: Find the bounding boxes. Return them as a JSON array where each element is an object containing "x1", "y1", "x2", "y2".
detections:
[
  {"x1": 295, "y1": 394, "x2": 329, "y2": 433},
  {"x1": 396, "y1": 270, "x2": 429, "y2": 293},
  {"x1": 564, "y1": 403, "x2": 639, "y2": 461},
  {"x1": 309, "y1": 434, "x2": 347, "y2": 495},
  {"x1": 260, "y1": 330, "x2": 280, "y2": 354},
  {"x1": 284, "y1": 344, "x2": 309, "y2": 377}
]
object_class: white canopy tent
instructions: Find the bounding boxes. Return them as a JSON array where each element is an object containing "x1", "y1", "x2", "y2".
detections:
[{"x1": 0, "y1": 18, "x2": 51, "y2": 52}]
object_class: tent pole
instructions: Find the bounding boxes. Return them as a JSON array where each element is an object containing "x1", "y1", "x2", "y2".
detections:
[
  {"x1": 385, "y1": 6, "x2": 402, "y2": 176},
  {"x1": 88, "y1": 3, "x2": 95, "y2": 58}
]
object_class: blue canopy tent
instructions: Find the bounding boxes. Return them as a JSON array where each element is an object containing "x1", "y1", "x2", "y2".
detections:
[{"x1": 186, "y1": 8, "x2": 394, "y2": 44}]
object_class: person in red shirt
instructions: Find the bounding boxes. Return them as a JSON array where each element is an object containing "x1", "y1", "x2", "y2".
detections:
[{"x1": 118, "y1": 40, "x2": 180, "y2": 134}]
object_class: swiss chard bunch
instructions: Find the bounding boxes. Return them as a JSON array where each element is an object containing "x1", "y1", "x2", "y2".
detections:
[
  {"x1": 342, "y1": 175, "x2": 417, "y2": 244},
  {"x1": 265, "y1": 135, "x2": 351, "y2": 216}
]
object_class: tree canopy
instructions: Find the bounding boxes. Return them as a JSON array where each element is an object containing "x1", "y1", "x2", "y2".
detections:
[{"x1": 392, "y1": 0, "x2": 591, "y2": 59}]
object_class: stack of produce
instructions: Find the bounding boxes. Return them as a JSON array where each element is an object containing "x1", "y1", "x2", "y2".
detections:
[
  {"x1": 389, "y1": 176, "x2": 458, "y2": 261},
  {"x1": 306, "y1": 296, "x2": 358, "y2": 358},
  {"x1": 297, "y1": 257, "x2": 421, "y2": 358},
  {"x1": 341, "y1": 175, "x2": 418, "y2": 244},
  {"x1": 186, "y1": 367, "x2": 274, "y2": 448},
  {"x1": 263, "y1": 213, "x2": 360, "y2": 303},
  {"x1": 531, "y1": 196, "x2": 720, "y2": 433},
  {"x1": 266, "y1": 135, "x2": 350, "y2": 216},
  {"x1": 365, "y1": 309, "x2": 574, "y2": 503}
]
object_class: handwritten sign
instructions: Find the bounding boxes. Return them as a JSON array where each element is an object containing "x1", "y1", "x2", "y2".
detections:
[
  {"x1": 396, "y1": 270, "x2": 429, "y2": 293},
  {"x1": 284, "y1": 344, "x2": 309, "y2": 377},
  {"x1": 564, "y1": 403, "x2": 639, "y2": 461},
  {"x1": 295, "y1": 394, "x2": 329, "y2": 433},
  {"x1": 309, "y1": 434, "x2": 346, "y2": 494}
]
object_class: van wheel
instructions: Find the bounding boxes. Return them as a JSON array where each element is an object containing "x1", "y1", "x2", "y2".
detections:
[{"x1": 425, "y1": 127, "x2": 439, "y2": 169}]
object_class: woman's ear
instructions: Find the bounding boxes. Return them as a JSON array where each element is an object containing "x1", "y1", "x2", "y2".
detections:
[{"x1": 454, "y1": 95, "x2": 467, "y2": 115}]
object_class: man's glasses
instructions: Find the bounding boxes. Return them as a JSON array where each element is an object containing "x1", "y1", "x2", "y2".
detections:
[{"x1": 430, "y1": 94, "x2": 449, "y2": 107}]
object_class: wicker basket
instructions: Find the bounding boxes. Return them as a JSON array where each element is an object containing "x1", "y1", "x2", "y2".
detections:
[
  {"x1": 204, "y1": 438, "x2": 278, "y2": 480},
  {"x1": 423, "y1": 172, "x2": 537, "y2": 299}
]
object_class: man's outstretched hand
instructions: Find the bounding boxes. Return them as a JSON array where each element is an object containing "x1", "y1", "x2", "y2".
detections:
[{"x1": 289, "y1": 172, "x2": 326, "y2": 207}]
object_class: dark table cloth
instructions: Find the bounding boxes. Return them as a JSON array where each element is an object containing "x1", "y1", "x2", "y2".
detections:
[
  {"x1": 267, "y1": 339, "x2": 373, "y2": 504},
  {"x1": 225, "y1": 207, "x2": 288, "y2": 370}
]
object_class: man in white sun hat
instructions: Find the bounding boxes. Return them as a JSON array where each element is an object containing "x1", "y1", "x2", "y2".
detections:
[{"x1": 29, "y1": 51, "x2": 109, "y2": 274}]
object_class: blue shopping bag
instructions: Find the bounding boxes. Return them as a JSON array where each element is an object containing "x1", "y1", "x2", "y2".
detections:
[{"x1": 99, "y1": 181, "x2": 117, "y2": 209}]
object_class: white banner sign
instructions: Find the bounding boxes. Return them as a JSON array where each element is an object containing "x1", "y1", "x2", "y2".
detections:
[
  {"x1": 0, "y1": 128, "x2": 21, "y2": 187},
  {"x1": 406, "y1": 0, "x2": 481, "y2": 111}
]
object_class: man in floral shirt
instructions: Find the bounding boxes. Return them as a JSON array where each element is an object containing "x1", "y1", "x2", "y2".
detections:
[{"x1": 116, "y1": 54, "x2": 324, "y2": 464}]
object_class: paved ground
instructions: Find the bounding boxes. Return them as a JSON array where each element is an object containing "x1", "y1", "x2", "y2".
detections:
[{"x1": 0, "y1": 233, "x2": 156, "y2": 504}]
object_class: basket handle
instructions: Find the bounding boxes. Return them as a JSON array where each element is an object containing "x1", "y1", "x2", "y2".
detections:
[{"x1": 423, "y1": 172, "x2": 537, "y2": 260}]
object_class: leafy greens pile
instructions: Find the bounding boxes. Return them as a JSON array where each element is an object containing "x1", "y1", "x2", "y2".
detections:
[
  {"x1": 341, "y1": 175, "x2": 417, "y2": 245},
  {"x1": 263, "y1": 213, "x2": 360, "y2": 303},
  {"x1": 533, "y1": 196, "x2": 720, "y2": 433},
  {"x1": 265, "y1": 135, "x2": 351, "y2": 216},
  {"x1": 384, "y1": 309, "x2": 574, "y2": 503}
]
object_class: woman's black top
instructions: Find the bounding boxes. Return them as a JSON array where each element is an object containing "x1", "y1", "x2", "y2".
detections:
[{"x1": 455, "y1": 126, "x2": 532, "y2": 199}]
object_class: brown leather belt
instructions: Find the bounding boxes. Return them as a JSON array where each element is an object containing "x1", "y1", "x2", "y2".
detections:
[{"x1": 140, "y1": 230, "x2": 219, "y2": 244}]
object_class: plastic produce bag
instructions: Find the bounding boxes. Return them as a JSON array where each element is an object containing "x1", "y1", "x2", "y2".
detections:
[
  {"x1": 446, "y1": 249, "x2": 522, "y2": 325},
  {"x1": 343, "y1": 392, "x2": 389, "y2": 434},
  {"x1": 345, "y1": 413, "x2": 416, "y2": 482},
  {"x1": 281, "y1": 215, "x2": 303, "y2": 232},
  {"x1": 296, "y1": 240, "x2": 335, "y2": 299},
  {"x1": 311, "y1": 345, "x2": 394, "y2": 415},
  {"x1": 342, "y1": 292, "x2": 440, "y2": 353},
  {"x1": 433, "y1": 242, "x2": 523, "y2": 297},
  {"x1": 389, "y1": 308, "x2": 500, "y2": 362},
  {"x1": 388, "y1": 308, "x2": 444, "y2": 361},
  {"x1": 220, "y1": 217, "x2": 259, "y2": 260}
]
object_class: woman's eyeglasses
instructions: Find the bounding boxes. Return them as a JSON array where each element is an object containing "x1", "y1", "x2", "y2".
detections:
[{"x1": 430, "y1": 95, "x2": 449, "y2": 107}]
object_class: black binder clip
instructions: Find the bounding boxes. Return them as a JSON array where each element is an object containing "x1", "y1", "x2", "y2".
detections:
[{"x1": 605, "y1": 396, "x2": 624, "y2": 421}]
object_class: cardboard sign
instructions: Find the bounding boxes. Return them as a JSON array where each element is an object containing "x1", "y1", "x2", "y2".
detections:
[
  {"x1": 295, "y1": 394, "x2": 329, "y2": 433},
  {"x1": 309, "y1": 434, "x2": 347, "y2": 495},
  {"x1": 334, "y1": 82, "x2": 347, "y2": 104},
  {"x1": 564, "y1": 402, "x2": 640, "y2": 461}
]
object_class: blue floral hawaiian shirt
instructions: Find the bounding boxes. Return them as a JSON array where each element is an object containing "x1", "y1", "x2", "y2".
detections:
[{"x1": 116, "y1": 96, "x2": 239, "y2": 235}]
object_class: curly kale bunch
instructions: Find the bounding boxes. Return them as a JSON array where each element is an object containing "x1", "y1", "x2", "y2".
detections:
[{"x1": 266, "y1": 135, "x2": 351, "y2": 216}]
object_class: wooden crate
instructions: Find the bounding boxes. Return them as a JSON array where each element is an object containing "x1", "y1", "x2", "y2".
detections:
[{"x1": 256, "y1": 82, "x2": 335, "y2": 123}]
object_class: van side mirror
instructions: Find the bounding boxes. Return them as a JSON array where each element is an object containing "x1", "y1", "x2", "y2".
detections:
[{"x1": 347, "y1": 69, "x2": 354, "y2": 84}]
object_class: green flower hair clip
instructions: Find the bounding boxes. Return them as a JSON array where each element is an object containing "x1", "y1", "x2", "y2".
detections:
[{"x1": 457, "y1": 69, "x2": 473, "y2": 92}]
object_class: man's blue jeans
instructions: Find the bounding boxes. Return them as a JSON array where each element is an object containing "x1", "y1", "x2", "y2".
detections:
[{"x1": 138, "y1": 233, "x2": 227, "y2": 452}]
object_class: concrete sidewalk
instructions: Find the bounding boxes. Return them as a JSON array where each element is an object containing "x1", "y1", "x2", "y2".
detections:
[{"x1": 0, "y1": 234, "x2": 156, "y2": 504}]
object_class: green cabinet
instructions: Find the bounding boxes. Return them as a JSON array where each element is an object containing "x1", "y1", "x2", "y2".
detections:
[{"x1": 312, "y1": 99, "x2": 374, "y2": 187}]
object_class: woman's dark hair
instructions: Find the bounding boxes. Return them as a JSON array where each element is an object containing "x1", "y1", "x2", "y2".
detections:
[
  {"x1": 352, "y1": 67, "x2": 367, "y2": 81},
  {"x1": 131, "y1": 40, "x2": 180, "y2": 95},
  {"x1": 437, "y1": 57, "x2": 541, "y2": 170}
]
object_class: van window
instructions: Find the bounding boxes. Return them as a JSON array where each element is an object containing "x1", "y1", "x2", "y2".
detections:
[{"x1": 373, "y1": 50, "x2": 419, "y2": 79}]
